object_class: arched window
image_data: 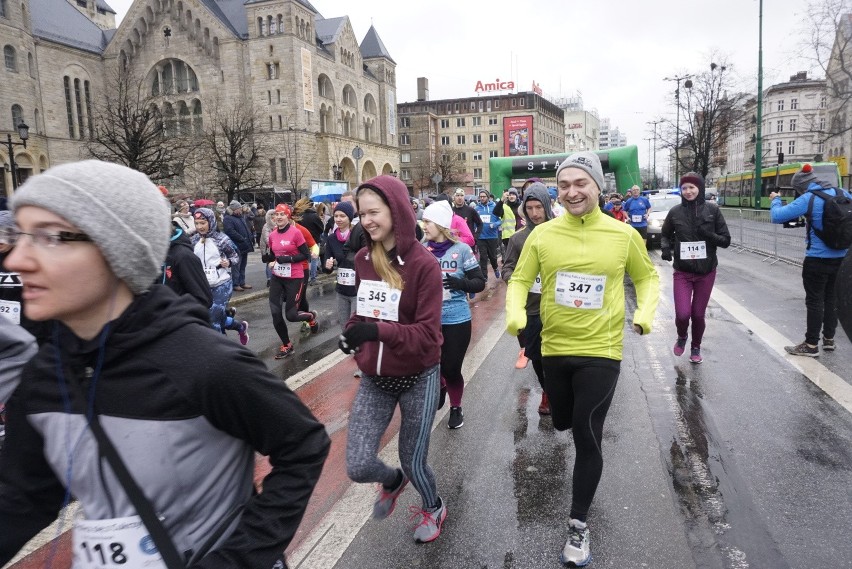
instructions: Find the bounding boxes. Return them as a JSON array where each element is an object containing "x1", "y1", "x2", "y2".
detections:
[
  {"x1": 0, "y1": 0, "x2": 7, "y2": 18},
  {"x1": 178, "y1": 101, "x2": 190, "y2": 136},
  {"x1": 33, "y1": 108, "x2": 39, "y2": 133},
  {"x1": 11, "y1": 104, "x2": 23, "y2": 128},
  {"x1": 27, "y1": 52, "x2": 33, "y2": 77},
  {"x1": 4, "y1": 45, "x2": 16, "y2": 72},
  {"x1": 277, "y1": 15, "x2": 283, "y2": 34},
  {"x1": 267, "y1": 15, "x2": 273, "y2": 34},
  {"x1": 258, "y1": 16, "x2": 265, "y2": 36}
]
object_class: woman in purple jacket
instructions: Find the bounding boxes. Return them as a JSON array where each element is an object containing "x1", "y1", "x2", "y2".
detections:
[{"x1": 338, "y1": 175, "x2": 447, "y2": 544}]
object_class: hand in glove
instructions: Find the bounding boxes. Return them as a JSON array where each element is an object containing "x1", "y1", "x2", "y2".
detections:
[
  {"x1": 661, "y1": 248, "x2": 673, "y2": 262},
  {"x1": 443, "y1": 274, "x2": 466, "y2": 291},
  {"x1": 275, "y1": 255, "x2": 293, "y2": 264},
  {"x1": 339, "y1": 322, "x2": 379, "y2": 354}
]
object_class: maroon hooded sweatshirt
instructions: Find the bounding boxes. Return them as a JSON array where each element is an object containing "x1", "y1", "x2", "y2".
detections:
[{"x1": 346, "y1": 175, "x2": 443, "y2": 377}]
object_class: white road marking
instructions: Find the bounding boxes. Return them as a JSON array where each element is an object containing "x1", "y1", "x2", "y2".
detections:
[
  {"x1": 288, "y1": 316, "x2": 508, "y2": 569},
  {"x1": 711, "y1": 286, "x2": 852, "y2": 414}
]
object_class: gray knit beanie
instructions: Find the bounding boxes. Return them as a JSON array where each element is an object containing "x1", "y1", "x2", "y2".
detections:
[
  {"x1": 10, "y1": 160, "x2": 171, "y2": 294},
  {"x1": 556, "y1": 151, "x2": 605, "y2": 192}
]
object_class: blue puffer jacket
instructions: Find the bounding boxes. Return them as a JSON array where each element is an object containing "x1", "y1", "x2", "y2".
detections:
[{"x1": 770, "y1": 182, "x2": 851, "y2": 258}]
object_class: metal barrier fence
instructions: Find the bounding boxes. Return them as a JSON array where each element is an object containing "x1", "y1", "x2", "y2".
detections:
[{"x1": 722, "y1": 208, "x2": 806, "y2": 267}]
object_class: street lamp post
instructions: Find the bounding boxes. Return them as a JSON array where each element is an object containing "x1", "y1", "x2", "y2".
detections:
[
  {"x1": 643, "y1": 137, "x2": 653, "y2": 188},
  {"x1": 4, "y1": 122, "x2": 30, "y2": 191},
  {"x1": 663, "y1": 75, "x2": 693, "y2": 184},
  {"x1": 647, "y1": 119, "x2": 663, "y2": 190},
  {"x1": 754, "y1": 0, "x2": 764, "y2": 206},
  {"x1": 331, "y1": 164, "x2": 342, "y2": 180}
]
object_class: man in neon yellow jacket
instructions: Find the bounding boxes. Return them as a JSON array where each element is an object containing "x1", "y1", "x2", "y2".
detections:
[{"x1": 506, "y1": 151, "x2": 659, "y2": 567}]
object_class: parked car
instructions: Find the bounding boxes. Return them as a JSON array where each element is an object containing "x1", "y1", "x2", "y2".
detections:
[{"x1": 646, "y1": 196, "x2": 681, "y2": 249}]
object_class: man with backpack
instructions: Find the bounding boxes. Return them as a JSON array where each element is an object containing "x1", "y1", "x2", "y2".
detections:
[{"x1": 770, "y1": 163, "x2": 852, "y2": 356}]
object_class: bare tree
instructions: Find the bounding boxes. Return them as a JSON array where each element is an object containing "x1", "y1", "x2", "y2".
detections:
[
  {"x1": 203, "y1": 99, "x2": 270, "y2": 203},
  {"x1": 662, "y1": 59, "x2": 747, "y2": 179},
  {"x1": 281, "y1": 126, "x2": 315, "y2": 199},
  {"x1": 87, "y1": 68, "x2": 196, "y2": 183},
  {"x1": 804, "y1": 0, "x2": 852, "y2": 153}
]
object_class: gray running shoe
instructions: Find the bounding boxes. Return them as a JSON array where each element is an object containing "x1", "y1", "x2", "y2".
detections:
[
  {"x1": 372, "y1": 470, "x2": 408, "y2": 520},
  {"x1": 823, "y1": 337, "x2": 835, "y2": 352},
  {"x1": 410, "y1": 498, "x2": 447, "y2": 543},
  {"x1": 785, "y1": 341, "x2": 819, "y2": 357},
  {"x1": 560, "y1": 518, "x2": 591, "y2": 567}
]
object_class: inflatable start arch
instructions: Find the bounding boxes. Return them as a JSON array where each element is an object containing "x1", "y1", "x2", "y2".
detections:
[{"x1": 488, "y1": 145, "x2": 641, "y2": 195}]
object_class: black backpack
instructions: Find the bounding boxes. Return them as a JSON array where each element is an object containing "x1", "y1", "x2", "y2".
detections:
[{"x1": 806, "y1": 189, "x2": 852, "y2": 250}]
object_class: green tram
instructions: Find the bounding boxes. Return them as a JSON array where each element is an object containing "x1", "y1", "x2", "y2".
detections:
[{"x1": 717, "y1": 162, "x2": 841, "y2": 209}]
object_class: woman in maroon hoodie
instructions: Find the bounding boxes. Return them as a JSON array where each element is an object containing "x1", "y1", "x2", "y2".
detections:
[{"x1": 338, "y1": 175, "x2": 447, "y2": 543}]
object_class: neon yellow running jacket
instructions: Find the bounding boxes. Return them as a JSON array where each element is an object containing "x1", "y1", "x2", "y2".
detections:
[{"x1": 506, "y1": 206, "x2": 660, "y2": 361}]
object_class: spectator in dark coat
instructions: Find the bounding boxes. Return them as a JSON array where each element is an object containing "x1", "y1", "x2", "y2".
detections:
[
  {"x1": 160, "y1": 224, "x2": 214, "y2": 308},
  {"x1": 294, "y1": 198, "x2": 324, "y2": 284},
  {"x1": 223, "y1": 200, "x2": 255, "y2": 291}
]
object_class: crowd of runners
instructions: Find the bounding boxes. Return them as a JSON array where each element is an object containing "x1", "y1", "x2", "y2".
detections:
[{"x1": 0, "y1": 153, "x2": 849, "y2": 568}]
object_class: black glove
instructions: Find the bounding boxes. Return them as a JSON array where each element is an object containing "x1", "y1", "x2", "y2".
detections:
[
  {"x1": 275, "y1": 255, "x2": 293, "y2": 264},
  {"x1": 661, "y1": 248, "x2": 673, "y2": 262},
  {"x1": 339, "y1": 322, "x2": 379, "y2": 354},
  {"x1": 261, "y1": 253, "x2": 274, "y2": 264},
  {"x1": 443, "y1": 274, "x2": 466, "y2": 292}
]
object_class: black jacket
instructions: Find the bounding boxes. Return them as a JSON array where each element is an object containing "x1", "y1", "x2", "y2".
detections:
[
  {"x1": 160, "y1": 228, "x2": 214, "y2": 308},
  {"x1": 0, "y1": 286, "x2": 330, "y2": 568},
  {"x1": 323, "y1": 229, "x2": 356, "y2": 296},
  {"x1": 300, "y1": 209, "x2": 325, "y2": 244},
  {"x1": 452, "y1": 204, "x2": 483, "y2": 238},
  {"x1": 661, "y1": 193, "x2": 731, "y2": 274}
]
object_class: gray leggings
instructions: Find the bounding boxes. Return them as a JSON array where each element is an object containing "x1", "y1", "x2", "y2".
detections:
[
  {"x1": 346, "y1": 364, "x2": 441, "y2": 509},
  {"x1": 337, "y1": 293, "x2": 357, "y2": 327}
]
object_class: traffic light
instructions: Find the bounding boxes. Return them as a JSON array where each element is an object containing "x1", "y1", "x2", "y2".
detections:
[{"x1": 778, "y1": 152, "x2": 784, "y2": 164}]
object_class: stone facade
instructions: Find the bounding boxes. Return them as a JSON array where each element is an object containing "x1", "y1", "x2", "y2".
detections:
[{"x1": 1, "y1": 0, "x2": 398, "y2": 199}]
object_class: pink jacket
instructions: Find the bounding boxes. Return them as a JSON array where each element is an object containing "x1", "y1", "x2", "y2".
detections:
[{"x1": 451, "y1": 214, "x2": 476, "y2": 247}]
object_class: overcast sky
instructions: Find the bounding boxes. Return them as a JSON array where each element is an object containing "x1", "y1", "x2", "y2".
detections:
[{"x1": 107, "y1": 0, "x2": 819, "y2": 173}]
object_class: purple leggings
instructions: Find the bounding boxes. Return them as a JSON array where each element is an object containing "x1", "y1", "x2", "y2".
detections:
[{"x1": 673, "y1": 269, "x2": 716, "y2": 349}]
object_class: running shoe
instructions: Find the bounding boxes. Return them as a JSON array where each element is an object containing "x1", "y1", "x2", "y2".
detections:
[
  {"x1": 538, "y1": 392, "x2": 551, "y2": 415},
  {"x1": 309, "y1": 311, "x2": 320, "y2": 334},
  {"x1": 275, "y1": 343, "x2": 294, "y2": 359},
  {"x1": 448, "y1": 406, "x2": 464, "y2": 429},
  {"x1": 233, "y1": 286, "x2": 245, "y2": 292},
  {"x1": 373, "y1": 469, "x2": 408, "y2": 520},
  {"x1": 784, "y1": 341, "x2": 819, "y2": 357},
  {"x1": 242, "y1": 284, "x2": 253, "y2": 290},
  {"x1": 823, "y1": 337, "x2": 835, "y2": 352},
  {"x1": 410, "y1": 498, "x2": 447, "y2": 543},
  {"x1": 515, "y1": 348, "x2": 529, "y2": 369},
  {"x1": 673, "y1": 337, "x2": 687, "y2": 357},
  {"x1": 560, "y1": 518, "x2": 591, "y2": 567},
  {"x1": 237, "y1": 321, "x2": 250, "y2": 346},
  {"x1": 689, "y1": 348, "x2": 703, "y2": 364},
  {"x1": 354, "y1": 370, "x2": 363, "y2": 378}
]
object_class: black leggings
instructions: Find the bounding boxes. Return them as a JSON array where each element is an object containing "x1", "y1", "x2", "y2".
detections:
[
  {"x1": 541, "y1": 356, "x2": 620, "y2": 521},
  {"x1": 440, "y1": 320, "x2": 472, "y2": 408},
  {"x1": 269, "y1": 276, "x2": 313, "y2": 344}
]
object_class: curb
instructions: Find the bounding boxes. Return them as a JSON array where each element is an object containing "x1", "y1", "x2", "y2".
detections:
[{"x1": 229, "y1": 274, "x2": 336, "y2": 307}]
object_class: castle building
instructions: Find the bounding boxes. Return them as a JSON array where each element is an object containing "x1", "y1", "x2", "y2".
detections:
[{"x1": 1, "y1": 0, "x2": 398, "y2": 198}]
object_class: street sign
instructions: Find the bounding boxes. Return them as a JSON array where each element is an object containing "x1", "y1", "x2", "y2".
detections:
[
  {"x1": 431, "y1": 173, "x2": 442, "y2": 185},
  {"x1": 352, "y1": 146, "x2": 364, "y2": 160}
]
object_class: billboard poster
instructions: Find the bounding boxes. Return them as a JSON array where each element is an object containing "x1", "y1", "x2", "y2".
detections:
[
  {"x1": 503, "y1": 115, "x2": 533, "y2": 157},
  {"x1": 301, "y1": 48, "x2": 314, "y2": 112}
]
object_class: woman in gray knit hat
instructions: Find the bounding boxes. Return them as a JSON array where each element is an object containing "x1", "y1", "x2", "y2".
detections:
[{"x1": 0, "y1": 160, "x2": 330, "y2": 569}]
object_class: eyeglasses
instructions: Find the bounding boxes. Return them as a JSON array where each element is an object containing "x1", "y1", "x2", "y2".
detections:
[{"x1": 0, "y1": 227, "x2": 92, "y2": 248}]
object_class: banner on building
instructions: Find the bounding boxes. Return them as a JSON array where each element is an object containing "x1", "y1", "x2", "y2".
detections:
[
  {"x1": 301, "y1": 48, "x2": 314, "y2": 112},
  {"x1": 387, "y1": 89, "x2": 396, "y2": 136},
  {"x1": 503, "y1": 115, "x2": 533, "y2": 157}
]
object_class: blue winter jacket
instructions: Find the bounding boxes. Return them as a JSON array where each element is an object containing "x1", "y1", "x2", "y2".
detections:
[
  {"x1": 223, "y1": 212, "x2": 255, "y2": 254},
  {"x1": 474, "y1": 201, "x2": 502, "y2": 240},
  {"x1": 770, "y1": 182, "x2": 851, "y2": 258}
]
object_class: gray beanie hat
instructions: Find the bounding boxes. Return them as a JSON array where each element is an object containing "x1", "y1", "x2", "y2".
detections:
[
  {"x1": 11, "y1": 160, "x2": 171, "y2": 295},
  {"x1": 556, "y1": 151, "x2": 605, "y2": 192},
  {"x1": 791, "y1": 164, "x2": 819, "y2": 194}
]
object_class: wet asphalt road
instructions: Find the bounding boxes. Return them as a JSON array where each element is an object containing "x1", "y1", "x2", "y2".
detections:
[{"x1": 223, "y1": 250, "x2": 852, "y2": 568}]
